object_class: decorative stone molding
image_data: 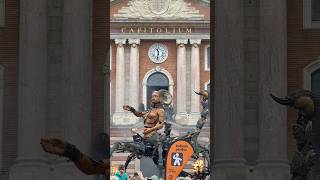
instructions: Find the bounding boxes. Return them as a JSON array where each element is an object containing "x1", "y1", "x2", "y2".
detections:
[
  {"x1": 128, "y1": 38, "x2": 140, "y2": 45},
  {"x1": 114, "y1": 0, "x2": 205, "y2": 19},
  {"x1": 204, "y1": 80, "x2": 210, "y2": 91},
  {"x1": 190, "y1": 39, "x2": 201, "y2": 47},
  {"x1": 304, "y1": 56, "x2": 320, "y2": 90},
  {"x1": 115, "y1": 39, "x2": 127, "y2": 46},
  {"x1": 176, "y1": 39, "x2": 188, "y2": 45},
  {"x1": 176, "y1": 39, "x2": 188, "y2": 47},
  {"x1": 110, "y1": 21, "x2": 210, "y2": 28},
  {"x1": 111, "y1": 34, "x2": 210, "y2": 40}
]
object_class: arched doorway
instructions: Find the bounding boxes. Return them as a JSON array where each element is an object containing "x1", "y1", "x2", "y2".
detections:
[{"x1": 146, "y1": 72, "x2": 169, "y2": 109}]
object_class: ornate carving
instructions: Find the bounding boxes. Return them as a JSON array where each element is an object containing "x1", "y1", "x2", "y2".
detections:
[
  {"x1": 128, "y1": 38, "x2": 140, "y2": 45},
  {"x1": 176, "y1": 39, "x2": 188, "y2": 46},
  {"x1": 190, "y1": 39, "x2": 201, "y2": 46},
  {"x1": 114, "y1": 0, "x2": 205, "y2": 19},
  {"x1": 115, "y1": 39, "x2": 126, "y2": 47}
]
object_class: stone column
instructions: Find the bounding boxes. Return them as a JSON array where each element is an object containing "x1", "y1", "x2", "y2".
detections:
[
  {"x1": 175, "y1": 39, "x2": 188, "y2": 124},
  {"x1": 256, "y1": 0, "x2": 289, "y2": 179},
  {"x1": 214, "y1": 0, "x2": 247, "y2": 179},
  {"x1": 128, "y1": 39, "x2": 140, "y2": 124},
  {"x1": 57, "y1": 0, "x2": 93, "y2": 180},
  {"x1": 0, "y1": 66, "x2": 3, "y2": 172},
  {"x1": 128, "y1": 39, "x2": 140, "y2": 109},
  {"x1": 9, "y1": 0, "x2": 49, "y2": 179},
  {"x1": 189, "y1": 39, "x2": 201, "y2": 124},
  {"x1": 112, "y1": 39, "x2": 128, "y2": 125}
]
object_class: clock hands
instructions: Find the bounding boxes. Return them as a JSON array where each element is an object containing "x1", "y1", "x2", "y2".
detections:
[
  {"x1": 149, "y1": 44, "x2": 167, "y2": 63},
  {"x1": 156, "y1": 48, "x2": 160, "y2": 61}
]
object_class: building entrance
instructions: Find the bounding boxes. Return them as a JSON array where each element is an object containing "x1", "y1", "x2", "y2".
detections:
[{"x1": 146, "y1": 72, "x2": 169, "y2": 109}]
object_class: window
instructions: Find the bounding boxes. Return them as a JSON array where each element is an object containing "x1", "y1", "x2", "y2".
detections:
[
  {"x1": 110, "y1": 44, "x2": 112, "y2": 70},
  {"x1": 313, "y1": 0, "x2": 320, "y2": 21},
  {"x1": 0, "y1": 0, "x2": 4, "y2": 27},
  {"x1": 205, "y1": 45, "x2": 210, "y2": 71},
  {"x1": 312, "y1": 69, "x2": 320, "y2": 95},
  {"x1": 204, "y1": 81, "x2": 210, "y2": 91},
  {"x1": 304, "y1": 0, "x2": 320, "y2": 28}
]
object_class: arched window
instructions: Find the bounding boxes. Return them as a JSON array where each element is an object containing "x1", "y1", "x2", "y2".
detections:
[
  {"x1": 312, "y1": 69, "x2": 320, "y2": 95},
  {"x1": 205, "y1": 45, "x2": 210, "y2": 71},
  {"x1": 142, "y1": 67, "x2": 174, "y2": 110},
  {"x1": 204, "y1": 81, "x2": 210, "y2": 91},
  {"x1": 304, "y1": 57, "x2": 320, "y2": 175}
]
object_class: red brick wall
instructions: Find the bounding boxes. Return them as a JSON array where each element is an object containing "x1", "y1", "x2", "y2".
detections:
[
  {"x1": 287, "y1": 0, "x2": 320, "y2": 158},
  {"x1": 0, "y1": 0, "x2": 19, "y2": 172},
  {"x1": 110, "y1": 0, "x2": 129, "y2": 18},
  {"x1": 110, "y1": 42, "x2": 116, "y2": 115},
  {"x1": 92, "y1": 0, "x2": 108, "y2": 144},
  {"x1": 138, "y1": 40, "x2": 178, "y2": 108},
  {"x1": 109, "y1": 41, "x2": 211, "y2": 112}
]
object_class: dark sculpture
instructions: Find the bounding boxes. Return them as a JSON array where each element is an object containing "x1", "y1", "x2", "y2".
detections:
[
  {"x1": 40, "y1": 90, "x2": 210, "y2": 179},
  {"x1": 271, "y1": 90, "x2": 319, "y2": 180},
  {"x1": 110, "y1": 90, "x2": 211, "y2": 178}
]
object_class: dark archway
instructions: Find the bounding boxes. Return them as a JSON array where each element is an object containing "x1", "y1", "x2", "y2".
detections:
[{"x1": 146, "y1": 72, "x2": 169, "y2": 109}]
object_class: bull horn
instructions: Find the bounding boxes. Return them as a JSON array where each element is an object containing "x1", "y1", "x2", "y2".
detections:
[
  {"x1": 194, "y1": 90, "x2": 203, "y2": 96},
  {"x1": 270, "y1": 93, "x2": 294, "y2": 106}
]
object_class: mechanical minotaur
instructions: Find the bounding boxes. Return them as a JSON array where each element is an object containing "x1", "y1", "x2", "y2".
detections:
[
  {"x1": 271, "y1": 90, "x2": 319, "y2": 180},
  {"x1": 40, "y1": 90, "x2": 211, "y2": 179}
]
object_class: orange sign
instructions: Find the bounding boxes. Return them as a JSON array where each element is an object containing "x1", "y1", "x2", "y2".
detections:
[{"x1": 165, "y1": 140, "x2": 194, "y2": 180}]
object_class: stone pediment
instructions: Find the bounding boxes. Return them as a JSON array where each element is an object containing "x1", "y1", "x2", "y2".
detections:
[{"x1": 113, "y1": 0, "x2": 205, "y2": 20}]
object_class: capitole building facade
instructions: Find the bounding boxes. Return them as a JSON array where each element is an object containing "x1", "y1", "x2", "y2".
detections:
[
  {"x1": 109, "y1": 0, "x2": 211, "y2": 174},
  {"x1": 0, "y1": 0, "x2": 320, "y2": 179},
  {"x1": 110, "y1": 0, "x2": 211, "y2": 126}
]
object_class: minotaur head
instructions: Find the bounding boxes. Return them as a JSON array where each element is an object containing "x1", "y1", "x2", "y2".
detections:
[{"x1": 270, "y1": 90, "x2": 315, "y2": 118}]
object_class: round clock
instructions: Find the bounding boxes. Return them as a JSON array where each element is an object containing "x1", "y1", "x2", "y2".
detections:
[{"x1": 148, "y1": 43, "x2": 168, "y2": 64}]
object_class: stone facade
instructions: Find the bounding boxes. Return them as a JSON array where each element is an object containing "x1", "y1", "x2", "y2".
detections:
[
  {"x1": 109, "y1": 0, "x2": 210, "y2": 174},
  {"x1": 0, "y1": 0, "x2": 319, "y2": 179}
]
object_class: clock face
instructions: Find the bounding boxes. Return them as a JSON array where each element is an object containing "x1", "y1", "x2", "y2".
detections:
[{"x1": 148, "y1": 43, "x2": 168, "y2": 64}]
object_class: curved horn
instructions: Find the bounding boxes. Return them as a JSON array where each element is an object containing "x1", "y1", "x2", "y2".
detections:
[
  {"x1": 270, "y1": 94, "x2": 294, "y2": 106},
  {"x1": 194, "y1": 90, "x2": 203, "y2": 96},
  {"x1": 159, "y1": 89, "x2": 172, "y2": 105}
]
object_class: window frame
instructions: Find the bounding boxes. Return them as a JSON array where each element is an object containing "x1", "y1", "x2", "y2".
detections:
[
  {"x1": 303, "y1": 56, "x2": 320, "y2": 90},
  {"x1": 204, "y1": 80, "x2": 210, "y2": 91},
  {"x1": 304, "y1": 0, "x2": 320, "y2": 29},
  {"x1": 0, "y1": 0, "x2": 4, "y2": 27},
  {"x1": 110, "y1": 44, "x2": 112, "y2": 70},
  {"x1": 204, "y1": 44, "x2": 210, "y2": 71}
]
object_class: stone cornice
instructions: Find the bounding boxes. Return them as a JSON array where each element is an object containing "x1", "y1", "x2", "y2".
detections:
[
  {"x1": 111, "y1": 34, "x2": 210, "y2": 40},
  {"x1": 110, "y1": 21, "x2": 210, "y2": 28}
]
